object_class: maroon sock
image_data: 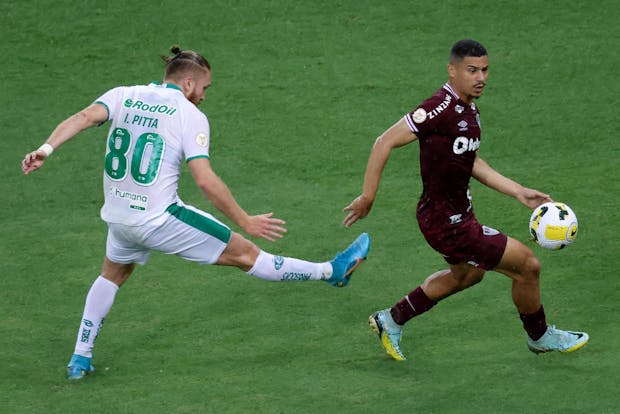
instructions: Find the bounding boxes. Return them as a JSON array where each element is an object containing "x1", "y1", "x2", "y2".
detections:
[
  {"x1": 390, "y1": 286, "x2": 437, "y2": 325},
  {"x1": 519, "y1": 305, "x2": 547, "y2": 341}
]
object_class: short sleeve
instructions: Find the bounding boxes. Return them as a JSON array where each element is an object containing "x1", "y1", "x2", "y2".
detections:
[
  {"x1": 94, "y1": 87, "x2": 127, "y2": 122},
  {"x1": 404, "y1": 97, "x2": 445, "y2": 137},
  {"x1": 183, "y1": 108, "x2": 211, "y2": 162}
]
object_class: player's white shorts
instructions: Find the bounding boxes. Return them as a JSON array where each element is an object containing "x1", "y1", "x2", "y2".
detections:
[{"x1": 105, "y1": 203, "x2": 231, "y2": 265}]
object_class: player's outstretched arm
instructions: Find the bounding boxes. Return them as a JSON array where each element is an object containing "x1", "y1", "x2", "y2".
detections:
[
  {"x1": 22, "y1": 103, "x2": 108, "y2": 174},
  {"x1": 343, "y1": 118, "x2": 418, "y2": 227},
  {"x1": 188, "y1": 158, "x2": 287, "y2": 241},
  {"x1": 472, "y1": 155, "x2": 551, "y2": 209}
]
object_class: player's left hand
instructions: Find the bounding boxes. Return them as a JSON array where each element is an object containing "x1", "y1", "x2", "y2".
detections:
[
  {"x1": 22, "y1": 150, "x2": 48, "y2": 174},
  {"x1": 517, "y1": 188, "x2": 552, "y2": 210},
  {"x1": 243, "y1": 212, "x2": 287, "y2": 242}
]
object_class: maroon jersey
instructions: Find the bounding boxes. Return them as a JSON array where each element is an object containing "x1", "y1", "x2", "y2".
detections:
[
  {"x1": 405, "y1": 83, "x2": 481, "y2": 228},
  {"x1": 404, "y1": 83, "x2": 507, "y2": 269}
]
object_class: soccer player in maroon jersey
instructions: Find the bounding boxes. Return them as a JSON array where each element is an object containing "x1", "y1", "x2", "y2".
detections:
[{"x1": 343, "y1": 39, "x2": 588, "y2": 360}]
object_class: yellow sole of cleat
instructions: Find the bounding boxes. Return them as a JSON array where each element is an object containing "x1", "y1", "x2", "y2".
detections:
[
  {"x1": 562, "y1": 340, "x2": 588, "y2": 353},
  {"x1": 380, "y1": 334, "x2": 406, "y2": 361},
  {"x1": 368, "y1": 315, "x2": 406, "y2": 361}
]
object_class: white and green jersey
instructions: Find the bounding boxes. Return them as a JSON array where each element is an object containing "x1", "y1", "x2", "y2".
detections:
[{"x1": 96, "y1": 82, "x2": 211, "y2": 226}]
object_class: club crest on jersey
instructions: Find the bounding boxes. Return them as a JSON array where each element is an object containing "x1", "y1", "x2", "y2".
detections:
[
  {"x1": 412, "y1": 108, "x2": 427, "y2": 123},
  {"x1": 455, "y1": 105, "x2": 464, "y2": 114},
  {"x1": 195, "y1": 133, "x2": 208, "y2": 147}
]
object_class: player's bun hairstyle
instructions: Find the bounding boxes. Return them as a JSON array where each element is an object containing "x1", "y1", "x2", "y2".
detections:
[
  {"x1": 450, "y1": 39, "x2": 487, "y2": 62},
  {"x1": 162, "y1": 45, "x2": 210, "y2": 78}
]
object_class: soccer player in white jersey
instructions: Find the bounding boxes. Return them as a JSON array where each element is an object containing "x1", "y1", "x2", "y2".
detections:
[{"x1": 22, "y1": 45, "x2": 370, "y2": 380}]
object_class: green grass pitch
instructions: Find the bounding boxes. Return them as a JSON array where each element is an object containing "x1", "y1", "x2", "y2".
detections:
[{"x1": 1, "y1": 1, "x2": 619, "y2": 413}]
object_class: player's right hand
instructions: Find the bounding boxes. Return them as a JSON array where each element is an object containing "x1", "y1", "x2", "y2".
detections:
[
  {"x1": 517, "y1": 187, "x2": 552, "y2": 210},
  {"x1": 243, "y1": 212, "x2": 287, "y2": 242},
  {"x1": 22, "y1": 150, "x2": 48, "y2": 174}
]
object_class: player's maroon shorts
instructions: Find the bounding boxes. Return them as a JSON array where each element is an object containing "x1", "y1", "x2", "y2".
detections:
[{"x1": 417, "y1": 213, "x2": 508, "y2": 270}]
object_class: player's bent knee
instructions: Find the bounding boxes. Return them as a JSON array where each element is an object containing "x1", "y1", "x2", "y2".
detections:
[
  {"x1": 459, "y1": 268, "x2": 484, "y2": 289},
  {"x1": 510, "y1": 253, "x2": 540, "y2": 284},
  {"x1": 523, "y1": 254, "x2": 541, "y2": 278},
  {"x1": 498, "y1": 238, "x2": 541, "y2": 281},
  {"x1": 216, "y1": 233, "x2": 260, "y2": 270},
  {"x1": 447, "y1": 265, "x2": 485, "y2": 290},
  {"x1": 101, "y1": 258, "x2": 135, "y2": 287}
]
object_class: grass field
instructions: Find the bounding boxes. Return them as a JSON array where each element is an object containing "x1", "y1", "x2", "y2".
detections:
[{"x1": 2, "y1": 1, "x2": 619, "y2": 413}]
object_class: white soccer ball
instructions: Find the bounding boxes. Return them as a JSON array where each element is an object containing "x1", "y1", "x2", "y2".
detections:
[{"x1": 529, "y1": 202, "x2": 578, "y2": 250}]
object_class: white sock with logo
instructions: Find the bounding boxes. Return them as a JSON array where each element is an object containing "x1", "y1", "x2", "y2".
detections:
[
  {"x1": 73, "y1": 276, "x2": 119, "y2": 358},
  {"x1": 247, "y1": 250, "x2": 333, "y2": 281}
]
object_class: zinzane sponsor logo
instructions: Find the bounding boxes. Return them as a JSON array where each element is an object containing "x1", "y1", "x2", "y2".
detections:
[
  {"x1": 427, "y1": 94, "x2": 452, "y2": 119},
  {"x1": 452, "y1": 136, "x2": 480, "y2": 155}
]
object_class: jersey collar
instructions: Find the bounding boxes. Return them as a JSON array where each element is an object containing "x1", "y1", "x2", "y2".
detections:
[
  {"x1": 150, "y1": 81, "x2": 183, "y2": 92},
  {"x1": 443, "y1": 82, "x2": 476, "y2": 109},
  {"x1": 443, "y1": 83, "x2": 460, "y2": 100}
]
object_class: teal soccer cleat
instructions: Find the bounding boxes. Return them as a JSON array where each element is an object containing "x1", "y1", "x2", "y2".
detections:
[
  {"x1": 369, "y1": 309, "x2": 406, "y2": 361},
  {"x1": 327, "y1": 233, "x2": 370, "y2": 287},
  {"x1": 527, "y1": 325, "x2": 589, "y2": 354},
  {"x1": 67, "y1": 354, "x2": 95, "y2": 380}
]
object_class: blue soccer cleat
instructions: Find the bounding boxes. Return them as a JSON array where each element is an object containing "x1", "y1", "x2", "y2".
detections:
[
  {"x1": 369, "y1": 309, "x2": 406, "y2": 361},
  {"x1": 67, "y1": 354, "x2": 95, "y2": 380},
  {"x1": 527, "y1": 325, "x2": 589, "y2": 354},
  {"x1": 327, "y1": 233, "x2": 370, "y2": 287}
]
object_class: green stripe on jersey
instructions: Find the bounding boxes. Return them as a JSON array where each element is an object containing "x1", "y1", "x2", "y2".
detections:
[
  {"x1": 186, "y1": 155, "x2": 210, "y2": 163},
  {"x1": 94, "y1": 101, "x2": 110, "y2": 122},
  {"x1": 166, "y1": 203, "x2": 231, "y2": 243}
]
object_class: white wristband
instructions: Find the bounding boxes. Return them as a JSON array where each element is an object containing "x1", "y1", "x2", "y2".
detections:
[{"x1": 38, "y1": 143, "x2": 54, "y2": 157}]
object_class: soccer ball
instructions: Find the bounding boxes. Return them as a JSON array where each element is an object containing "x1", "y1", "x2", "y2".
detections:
[{"x1": 529, "y1": 202, "x2": 578, "y2": 250}]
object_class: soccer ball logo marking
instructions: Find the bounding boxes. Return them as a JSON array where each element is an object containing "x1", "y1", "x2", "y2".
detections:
[{"x1": 529, "y1": 202, "x2": 578, "y2": 250}]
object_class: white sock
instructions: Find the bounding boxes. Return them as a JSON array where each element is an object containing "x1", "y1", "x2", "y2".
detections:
[
  {"x1": 247, "y1": 250, "x2": 333, "y2": 281},
  {"x1": 73, "y1": 276, "x2": 119, "y2": 358}
]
